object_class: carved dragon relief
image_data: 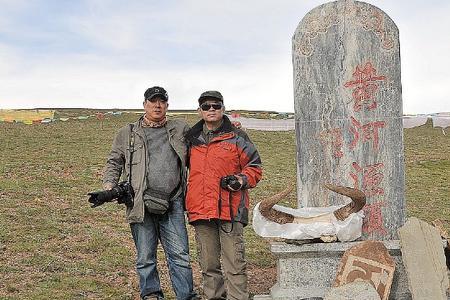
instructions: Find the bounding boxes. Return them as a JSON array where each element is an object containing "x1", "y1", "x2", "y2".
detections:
[
  {"x1": 293, "y1": 3, "x2": 341, "y2": 57},
  {"x1": 293, "y1": 1, "x2": 396, "y2": 57},
  {"x1": 349, "y1": 2, "x2": 396, "y2": 50}
]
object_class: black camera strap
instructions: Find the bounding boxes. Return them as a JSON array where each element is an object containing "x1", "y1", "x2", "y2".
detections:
[
  {"x1": 219, "y1": 137, "x2": 244, "y2": 234},
  {"x1": 219, "y1": 186, "x2": 235, "y2": 234},
  {"x1": 128, "y1": 124, "x2": 135, "y2": 185}
]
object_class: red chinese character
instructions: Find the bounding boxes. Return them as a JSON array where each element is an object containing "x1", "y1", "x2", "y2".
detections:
[
  {"x1": 362, "y1": 201, "x2": 387, "y2": 235},
  {"x1": 344, "y1": 62, "x2": 386, "y2": 112},
  {"x1": 350, "y1": 162, "x2": 384, "y2": 197},
  {"x1": 318, "y1": 128, "x2": 344, "y2": 158},
  {"x1": 349, "y1": 116, "x2": 386, "y2": 151}
]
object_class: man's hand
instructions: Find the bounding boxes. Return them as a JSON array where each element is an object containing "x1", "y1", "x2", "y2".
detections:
[
  {"x1": 226, "y1": 175, "x2": 244, "y2": 191},
  {"x1": 231, "y1": 121, "x2": 242, "y2": 129},
  {"x1": 103, "y1": 182, "x2": 115, "y2": 190}
]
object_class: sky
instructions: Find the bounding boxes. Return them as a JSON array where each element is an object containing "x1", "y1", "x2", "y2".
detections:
[{"x1": 0, "y1": 0, "x2": 449, "y2": 114}]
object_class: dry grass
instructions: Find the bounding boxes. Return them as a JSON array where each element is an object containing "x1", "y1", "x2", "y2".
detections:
[{"x1": 0, "y1": 112, "x2": 448, "y2": 299}]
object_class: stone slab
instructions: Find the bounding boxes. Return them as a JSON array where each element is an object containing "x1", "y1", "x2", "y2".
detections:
[
  {"x1": 324, "y1": 281, "x2": 380, "y2": 300},
  {"x1": 292, "y1": 0, "x2": 405, "y2": 241},
  {"x1": 333, "y1": 241, "x2": 395, "y2": 300},
  {"x1": 398, "y1": 217, "x2": 449, "y2": 300}
]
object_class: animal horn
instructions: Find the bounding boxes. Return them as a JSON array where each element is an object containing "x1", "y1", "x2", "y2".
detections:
[
  {"x1": 324, "y1": 184, "x2": 366, "y2": 221},
  {"x1": 258, "y1": 184, "x2": 295, "y2": 224},
  {"x1": 259, "y1": 183, "x2": 366, "y2": 224}
]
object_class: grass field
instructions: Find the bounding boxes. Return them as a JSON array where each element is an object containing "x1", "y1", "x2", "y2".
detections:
[{"x1": 0, "y1": 111, "x2": 449, "y2": 299}]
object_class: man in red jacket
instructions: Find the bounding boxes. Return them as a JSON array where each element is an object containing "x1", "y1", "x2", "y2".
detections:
[{"x1": 184, "y1": 91, "x2": 262, "y2": 300}]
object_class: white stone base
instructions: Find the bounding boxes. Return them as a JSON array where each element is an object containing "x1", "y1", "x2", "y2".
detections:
[{"x1": 255, "y1": 240, "x2": 411, "y2": 300}]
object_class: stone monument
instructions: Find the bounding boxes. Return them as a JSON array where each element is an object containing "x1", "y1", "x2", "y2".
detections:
[
  {"x1": 293, "y1": 0, "x2": 404, "y2": 241},
  {"x1": 256, "y1": 1, "x2": 411, "y2": 299}
]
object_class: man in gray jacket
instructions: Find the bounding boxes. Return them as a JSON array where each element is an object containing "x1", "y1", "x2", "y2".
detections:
[{"x1": 102, "y1": 86, "x2": 196, "y2": 300}]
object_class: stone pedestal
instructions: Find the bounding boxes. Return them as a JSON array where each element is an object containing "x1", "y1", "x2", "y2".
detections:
[{"x1": 255, "y1": 241, "x2": 411, "y2": 300}]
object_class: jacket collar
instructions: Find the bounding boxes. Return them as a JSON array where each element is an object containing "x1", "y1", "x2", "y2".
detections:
[{"x1": 185, "y1": 115, "x2": 233, "y2": 146}]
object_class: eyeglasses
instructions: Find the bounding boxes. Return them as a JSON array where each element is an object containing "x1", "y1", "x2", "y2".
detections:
[{"x1": 200, "y1": 103, "x2": 222, "y2": 111}]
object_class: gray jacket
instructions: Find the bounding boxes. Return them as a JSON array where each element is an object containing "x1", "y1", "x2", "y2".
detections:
[{"x1": 103, "y1": 117, "x2": 189, "y2": 223}]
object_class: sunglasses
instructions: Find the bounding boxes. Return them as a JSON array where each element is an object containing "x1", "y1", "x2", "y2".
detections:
[{"x1": 200, "y1": 103, "x2": 223, "y2": 111}]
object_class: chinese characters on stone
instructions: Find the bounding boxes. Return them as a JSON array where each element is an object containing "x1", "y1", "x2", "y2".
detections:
[{"x1": 318, "y1": 62, "x2": 388, "y2": 236}]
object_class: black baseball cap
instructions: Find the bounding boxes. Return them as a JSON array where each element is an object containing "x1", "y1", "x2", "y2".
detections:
[
  {"x1": 144, "y1": 86, "x2": 168, "y2": 101},
  {"x1": 198, "y1": 90, "x2": 223, "y2": 104}
]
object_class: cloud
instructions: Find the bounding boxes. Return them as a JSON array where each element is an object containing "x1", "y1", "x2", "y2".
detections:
[
  {"x1": 0, "y1": 0, "x2": 449, "y2": 114},
  {"x1": 0, "y1": 50, "x2": 294, "y2": 112},
  {"x1": 0, "y1": 44, "x2": 21, "y2": 74}
]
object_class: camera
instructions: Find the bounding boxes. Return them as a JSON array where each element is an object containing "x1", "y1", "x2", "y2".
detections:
[
  {"x1": 88, "y1": 181, "x2": 134, "y2": 208},
  {"x1": 220, "y1": 175, "x2": 242, "y2": 191}
]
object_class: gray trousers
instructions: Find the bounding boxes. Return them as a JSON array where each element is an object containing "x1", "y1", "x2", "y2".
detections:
[{"x1": 193, "y1": 220, "x2": 248, "y2": 300}]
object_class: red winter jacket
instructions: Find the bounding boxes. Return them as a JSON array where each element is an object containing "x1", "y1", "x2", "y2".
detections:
[{"x1": 184, "y1": 116, "x2": 262, "y2": 225}]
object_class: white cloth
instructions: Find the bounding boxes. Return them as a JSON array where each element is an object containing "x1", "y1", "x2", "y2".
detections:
[
  {"x1": 402, "y1": 116, "x2": 428, "y2": 128},
  {"x1": 229, "y1": 115, "x2": 450, "y2": 131},
  {"x1": 252, "y1": 202, "x2": 364, "y2": 242},
  {"x1": 432, "y1": 116, "x2": 450, "y2": 129}
]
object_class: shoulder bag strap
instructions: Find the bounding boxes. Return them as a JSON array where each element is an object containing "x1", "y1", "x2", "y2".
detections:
[{"x1": 128, "y1": 124, "x2": 135, "y2": 184}]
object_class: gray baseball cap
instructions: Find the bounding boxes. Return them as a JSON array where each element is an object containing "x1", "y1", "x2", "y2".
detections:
[
  {"x1": 198, "y1": 90, "x2": 223, "y2": 104},
  {"x1": 144, "y1": 86, "x2": 168, "y2": 101}
]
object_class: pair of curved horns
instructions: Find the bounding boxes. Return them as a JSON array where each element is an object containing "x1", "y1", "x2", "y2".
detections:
[{"x1": 258, "y1": 183, "x2": 366, "y2": 224}]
